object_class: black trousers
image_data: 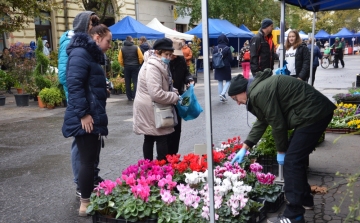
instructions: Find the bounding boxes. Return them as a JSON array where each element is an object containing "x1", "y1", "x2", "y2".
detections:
[
  {"x1": 334, "y1": 51, "x2": 344, "y2": 68},
  {"x1": 167, "y1": 106, "x2": 182, "y2": 155},
  {"x1": 309, "y1": 67, "x2": 317, "y2": 86},
  {"x1": 143, "y1": 134, "x2": 169, "y2": 161},
  {"x1": 75, "y1": 134, "x2": 101, "y2": 199},
  {"x1": 124, "y1": 65, "x2": 139, "y2": 100},
  {"x1": 283, "y1": 112, "x2": 333, "y2": 218}
]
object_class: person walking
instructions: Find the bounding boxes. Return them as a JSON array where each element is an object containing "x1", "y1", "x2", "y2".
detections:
[
  {"x1": 239, "y1": 40, "x2": 251, "y2": 79},
  {"x1": 307, "y1": 38, "x2": 323, "y2": 86},
  {"x1": 213, "y1": 34, "x2": 233, "y2": 102},
  {"x1": 250, "y1": 18, "x2": 276, "y2": 77},
  {"x1": 331, "y1": 37, "x2": 344, "y2": 68},
  {"x1": 62, "y1": 24, "x2": 112, "y2": 216},
  {"x1": 58, "y1": 11, "x2": 104, "y2": 198},
  {"x1": 228, "y1": 69, "x2": 336, "y2": 223},
  {"x1": 181, "y1": 39, "x2": 192, "y2": 70},
  {"x1": 168, "y1": 38, "x2": 194, "y2": 155},
  {"x1": 284, "y1": 30, "x2": 310, "y2": 81},
  {"x1": 42, "y1": 40, "x2": 50, "y2": 57},
  {"x1": 118, "y1": 36, "x2": 144, "y2": 101},
  {"x1": 133, "y1": 38, "x2": 180, "y2": 161}
]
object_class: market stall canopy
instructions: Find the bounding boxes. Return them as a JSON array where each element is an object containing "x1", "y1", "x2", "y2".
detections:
[
  {"x1": 146, "y1": 18, "x2": 194, "y2": 41},
  {"x1": 109, "y1": 16, "x2": 165, "y2": 40},
  {"x1": 331, "y1": 27, "x2": 357, "y2": 38},
  {"x1": 314, "y1": 29, "x2": 330, "y2": 39},
  {"x1": 239, "y1": 24, "x2": 251, "y2": 32},
  {"x1": 284, "y1": 0, "x2": 360, "y2": 11},
  {"x1": 185, "y1": 19, "x2": 254, "y2": 38},
  {"x1": 299, "y1": 30, "x2": 306, "y2": 35}
]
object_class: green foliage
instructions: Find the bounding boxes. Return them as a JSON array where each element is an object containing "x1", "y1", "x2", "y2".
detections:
[
  {"x1": 158, "y1": 199, "x2": 205, "y2": 223},
  {"x1": 35, "y1": 75, "x2": 52, "y2": 91},
  {"x1": 110, "y1": 75, "x2": 125, "y2": 91},
  {"x1": 0, "y1": 70, "x2": 15, "y2": 91},
  {"x1": 49, "y1": 50, "x2": 58, "y2": 68},
  {"x1": 38, "y1": 87, "x2": 62, "y2": 107},
  {"x1": 253, "y1": 126, "x2": 277, "y2": 157},
  {"x1": 111, "y1": 60, "x2": 122, "y2": 77},
  {"x1": 0, "y1": 0, "x2": 60, "y2": 33},
  {"x1": 332, "y1": 171, "x2": 360, "y2": 222},
  {"x1": 249, "y1": 181, "x2": 282, "y2": 203},
  {"x1": 34, "y1": 37, "x2": 50, "y2": 76}
]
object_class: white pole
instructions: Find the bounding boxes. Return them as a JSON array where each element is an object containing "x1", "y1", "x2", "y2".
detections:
[
  {"x1": 238, "y1": 38, "x2": 240, "y2": 68},
  {"x1": 279, "y1": 0, "x2": 286, "y2": 68},
  {"x1": 309, "y1": 12, "x2": 316, "y2": 86},
  {"x1": 201, "y1": 0, "x2": 215, "y2": 222}
]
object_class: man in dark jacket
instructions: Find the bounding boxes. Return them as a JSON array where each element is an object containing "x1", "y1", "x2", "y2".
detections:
[
  {"x1": 331, "y1": 37, "x2": 344, "y2": 68},
  {"x1": 250, "y1": 18, "x2": 276, "y2": 77},
  {"x1": 229, "y1": 69, "x2": 336, "y2": 223},
  {"x1": 168, "y1": 38, "x2": 194, "y2": 155},
  {"x1": 118, "y1": 36, "x2": 144, "y2": 101}
]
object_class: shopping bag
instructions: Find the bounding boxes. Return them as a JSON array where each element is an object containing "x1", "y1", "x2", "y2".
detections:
[
  {"x1": 176, "y1": 84, "x2": 203, "y2": 121},
  {"x1": 274, "y1": 60, "x2": 290, "y2": 75}
]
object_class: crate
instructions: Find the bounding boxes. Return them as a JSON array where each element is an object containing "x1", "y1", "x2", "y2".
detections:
[
  {"x1": 256, "y1": 155, "x2": 278, "y2": 175},
  {"x1": 325, "y1": 128, "x2": 358, "y2": 134},
  {"x1": 92, "y1": 215, "x2": 157, "y2": 223},
  {"x1": 247, "y1": 199, "x2": 267, "y2": 223},
  {"x1": 265, "y1": 191, "x2": 285, "y2": 213}
]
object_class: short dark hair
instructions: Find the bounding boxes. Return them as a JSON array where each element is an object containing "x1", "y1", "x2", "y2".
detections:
[
  {"x1": 126, "y1": 36, "x2": 133, "y2": 41},
  {"x1": 140, "y1": 36, "x2": 146, "y2": 42},
  {"x1": 155, "y1": 49, "x2": 174, "y2": 55}
]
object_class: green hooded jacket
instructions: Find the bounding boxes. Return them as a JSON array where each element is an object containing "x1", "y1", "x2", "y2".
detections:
[{"x1": 244, "y1": 69, "x2": 336, "y2": 152}]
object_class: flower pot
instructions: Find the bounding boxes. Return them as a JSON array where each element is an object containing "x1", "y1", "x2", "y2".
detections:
[
  {"x1": 37, "y1": 96, "x2": 46, "y2": 108},
  {"x1": 46, "y1": 104, "x2": 55, "y2": 109},
  {"x1": 247, "y1": 198, "x2": 267, "y2": 223},
  {"x1": 0, "y1": 96, "x2": 5, "y2": 106},
  {"x1": 14, "y1": 94, "x2": 29, "y2": 106},
  {"x1": 265, "y1": 191, "x2": 285, "y2": 213},
  {"x1": 16, "y1": 88, "x2": 23, "y2": 94},
  {"x1": 92, "y1": 214, "x2": 157, "y2": 223}
]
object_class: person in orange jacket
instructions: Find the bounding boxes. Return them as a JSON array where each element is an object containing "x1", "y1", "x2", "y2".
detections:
[{"x1": 181, "y1": 39, "x2": 192, "y2": 70}]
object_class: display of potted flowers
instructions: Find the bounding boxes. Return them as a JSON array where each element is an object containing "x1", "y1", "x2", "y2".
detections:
[
  {"x1": 327, "y1": 102, "x2": 360, "y2": 133},
  {"x1": 38, "y1": 87, "x2": 63, "y2": 108},
  {"x1": 87, "y1": 135, "x2": 285, "y2": 223}
]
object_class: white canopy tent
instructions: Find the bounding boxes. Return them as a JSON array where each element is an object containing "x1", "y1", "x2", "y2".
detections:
[
  {"x1": 285, "y1": 28, "x2": 308, "y2": 39},
  {"x1": 146, "y1": 18, "x2": 194, "y2": 41}
]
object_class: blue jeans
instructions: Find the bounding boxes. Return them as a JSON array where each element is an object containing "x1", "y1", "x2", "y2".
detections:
[
  {"x1": 71, "y1": 138, "x2": 101, "y2": 188},
  {"x1": 124, "y1": 65, "x2": 140, "y2": 100},
  {"x1": 218, "y1": 80, "x2": 231, "y2": 96}
]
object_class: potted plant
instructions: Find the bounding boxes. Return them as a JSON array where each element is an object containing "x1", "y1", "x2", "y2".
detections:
[
  {"x1": 189, "y1": 36, "x2": 201, "y2": 82},
  {"x1": 8, "y1": 42, "x2": 36, "y2": 106},
  {"x1": 38, "y1": 87, "x2": 62, "y2": 109},
  {"x1": 110, "y1": 75, "x2": 125, "y2": 94},
  {"x1": 0, "y1": 70, "x2": 15, "y2": 106}
]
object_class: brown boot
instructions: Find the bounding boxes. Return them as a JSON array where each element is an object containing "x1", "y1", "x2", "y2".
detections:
[{"x1": 79, "y1": 198, "x2": 90, "y2": 216}]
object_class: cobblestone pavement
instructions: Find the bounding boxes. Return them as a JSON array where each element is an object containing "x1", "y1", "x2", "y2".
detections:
[{"x1": 0, "y1": 56, "x2": 359, "y2": 223}]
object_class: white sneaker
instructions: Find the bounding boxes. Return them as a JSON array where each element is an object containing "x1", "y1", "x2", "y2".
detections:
[{"x1": 219, "y1": 94, "x2": 227, "y2": 101}]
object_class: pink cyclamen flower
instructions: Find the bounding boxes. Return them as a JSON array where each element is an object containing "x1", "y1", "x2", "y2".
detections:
[
  {"x1": 160, "y1": 189, "x2": 176, "y2": 204},
  {"x1": 256, "y1": 172, "x2": 276, "y2": 185},
  {"x1": 250, "y1": 163, "x2": 263, "y2": 173},
  {"x1": 98, "y1": 180, "x2": 117, "y2": 195}
]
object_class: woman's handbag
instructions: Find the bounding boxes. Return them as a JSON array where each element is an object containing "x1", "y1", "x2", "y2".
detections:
[{"x1": 153, "y1": 102, "x2": 178, "y2": 128}]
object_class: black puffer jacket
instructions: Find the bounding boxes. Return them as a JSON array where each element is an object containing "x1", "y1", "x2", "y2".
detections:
[
  {"x1": 250, "y1": 29, "x2": 276, "y2": 75},
  {"x1": 169, "y1": 56, "x2": 192, "y2": 95},
  {"x1": 292, "y1": 43, "x2": 311, "y2": 81},
  {"x1": 62, "y1": 33, "x2": 108, "y2": 138}
]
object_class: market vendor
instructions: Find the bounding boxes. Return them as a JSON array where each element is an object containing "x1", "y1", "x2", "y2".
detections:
[{"x1": 229, "y1": 69, "x2": 336, "y2": 223}]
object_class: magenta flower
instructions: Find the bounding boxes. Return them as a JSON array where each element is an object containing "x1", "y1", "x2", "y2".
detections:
[
  {"x1": 97, "y1": 179, "x2": 117, "y2": 195},
  {"x1": 131, "y1": 184, "x2": 150, "y2": 201},
  {"x1": 256, "y1": 172, "x2": 276, "y2": 185},
  {"x1": 249, "y1": 163, "x2": 263, "y2": 173}
]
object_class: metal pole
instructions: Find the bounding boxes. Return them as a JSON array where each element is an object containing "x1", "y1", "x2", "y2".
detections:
[
  {"x1": 238, "y1": 38, "x2": 240, "y2": 69},
  {"x1": 279, "y1": 0, "x2": 285, "y2": 68},
  {"x1": 135, "y1": 0, "x2": 139, "y2": 20},
  {"x1": 309, "y1": 12, "x2": 316, "y2": 86},
  {"x1": 201, "y1": 0, "x2": 215, "y2": 222}
]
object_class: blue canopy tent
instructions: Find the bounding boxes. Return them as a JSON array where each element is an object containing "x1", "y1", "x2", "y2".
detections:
[
  {"x1": 186, "y1": 19, "x2": 254, "y2": 68},
  {"x1": 299, "y1": 30, "x2": 306, "y2": 35},
  {"x1": 315, "y1": 29, "x2": 330, "y2": 39},
  {"x1": 109, "y1": 16, "x2": 165, "y2": 40},
  {"x1": 186, "y1": 19, "x2": 254, "y2": 38},
  {"x1": 331, "y1": 27, "x2": 357, "y2": 38},
  {"x1": 239, "y1": 24, "x2": 251, "y2": 32}
]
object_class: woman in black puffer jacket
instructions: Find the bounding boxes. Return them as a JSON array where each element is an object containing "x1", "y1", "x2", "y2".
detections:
[
  {"x1": 285, "y1": 30, "x2": 310, "y2": 81},
  {"x1": 62, "y1": 24, "x2": 112, "y2": 216}
]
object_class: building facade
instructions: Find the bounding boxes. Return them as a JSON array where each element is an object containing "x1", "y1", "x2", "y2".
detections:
[{"x1": 2, "y1": 0, "x2": 190, "y2": 51}]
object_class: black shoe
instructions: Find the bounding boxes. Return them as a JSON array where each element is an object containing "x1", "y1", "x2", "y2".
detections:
[
  {"x1": 267, "y1": 215, "x2": 305, "y2": 223},
  {"x1": 94, "y1": 176, "x2": 104, "y2": 186},
  {"x1": 334, "y1": 66, "x2": 338, "y2": 68},
  {"x1": 76, "y1": 188, "x2": 81, "y2": 198}
]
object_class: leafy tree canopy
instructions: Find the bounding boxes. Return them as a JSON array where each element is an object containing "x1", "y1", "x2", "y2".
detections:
[{"x1": 0, "y1": 0, "x2": 60, "y2": 33}]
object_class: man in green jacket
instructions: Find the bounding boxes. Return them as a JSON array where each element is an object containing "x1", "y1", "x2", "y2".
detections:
[{"x1": 229, "y1": 69, "x2": 336, "y2": 223}]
